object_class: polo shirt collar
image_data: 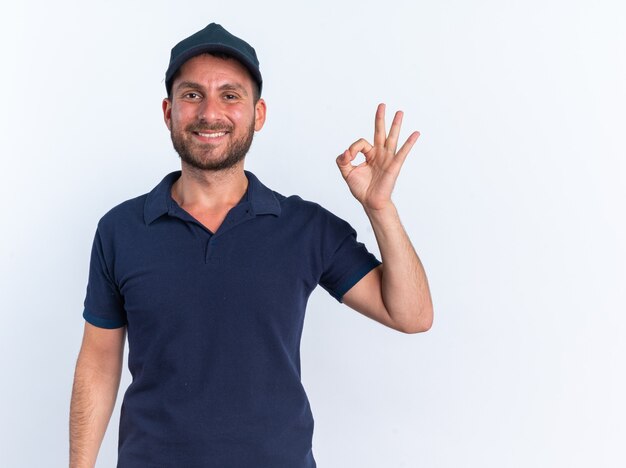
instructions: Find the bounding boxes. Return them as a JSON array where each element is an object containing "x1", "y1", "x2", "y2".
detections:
[{"x1": 144, "y1": 170, "x2": 281, "y2": 225}]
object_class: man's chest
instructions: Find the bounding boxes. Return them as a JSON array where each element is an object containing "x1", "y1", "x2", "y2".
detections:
[{"x1": 111, "y1": 219, "x2": 323, "y2": 332}]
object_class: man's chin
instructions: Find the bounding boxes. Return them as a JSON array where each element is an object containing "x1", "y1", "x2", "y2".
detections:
[{"x1": 179, "y1": 153, "x2": 244, "y2": 172}]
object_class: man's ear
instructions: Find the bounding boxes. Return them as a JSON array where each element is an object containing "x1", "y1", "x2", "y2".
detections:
[
  {"x1": 254, "y1": 98, "x2": 267, "y2": 132},
  {"x1": 162, "y1": 98, "x2": 172, "y2": 130}
]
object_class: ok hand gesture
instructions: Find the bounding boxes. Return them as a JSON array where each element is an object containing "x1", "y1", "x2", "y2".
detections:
[{"x1": 336, "y1": 103, "x2": 420, "y2": 211}]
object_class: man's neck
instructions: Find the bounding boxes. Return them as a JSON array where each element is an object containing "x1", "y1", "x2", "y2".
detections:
[{"x1": 171, "y1": 162, "x2": 249, "y2": 214}]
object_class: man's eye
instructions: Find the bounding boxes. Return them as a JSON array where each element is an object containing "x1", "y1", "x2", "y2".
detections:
[
  {"x1": 184, "y1": 92, "x2": 201, "y2": 99},
  {"x1": 224, "y1": 94, "x2": 238, "y2": 100}
]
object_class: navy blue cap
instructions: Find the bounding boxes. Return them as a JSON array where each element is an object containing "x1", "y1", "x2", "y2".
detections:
[{"x1": 165, "y1": 23, "x2": 262, "y2": 96}]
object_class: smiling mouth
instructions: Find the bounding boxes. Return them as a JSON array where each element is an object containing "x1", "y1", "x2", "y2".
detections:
[{"x1": 194, "y1": 131, "x2": 227, "y2": 138}]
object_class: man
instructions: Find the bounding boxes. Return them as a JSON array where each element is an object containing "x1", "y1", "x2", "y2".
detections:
[{"x1": 69, "y1": 23, "x2": 433, "y2": 468}]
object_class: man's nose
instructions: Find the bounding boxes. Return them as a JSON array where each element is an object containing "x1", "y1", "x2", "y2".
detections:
[{"x1": 197, "y1": 95, "x2": 223, "y2": 122}]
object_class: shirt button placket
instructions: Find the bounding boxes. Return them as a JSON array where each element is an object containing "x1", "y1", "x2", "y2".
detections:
[{"x1": 205, "y1": 236, "x2": 215, "y2": 264}]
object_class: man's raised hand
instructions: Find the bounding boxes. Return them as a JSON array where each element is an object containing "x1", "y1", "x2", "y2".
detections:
[{"x1": 336, "y1": 103, "x2": 420, "y2": 211}]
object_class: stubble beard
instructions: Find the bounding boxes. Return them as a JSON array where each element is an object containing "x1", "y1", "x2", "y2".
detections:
[{"x1": 170, "y1": 119, "x2": 255, "y2": 172}]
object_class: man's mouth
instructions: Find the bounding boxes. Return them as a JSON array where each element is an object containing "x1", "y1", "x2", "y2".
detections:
[{"x1": 194, "y1": 131, "x2": 227, "y2": 138}]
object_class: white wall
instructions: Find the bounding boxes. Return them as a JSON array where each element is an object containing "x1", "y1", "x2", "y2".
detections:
[{"x1": 1, "y1": 0, "x2": 625, "y2": 466}]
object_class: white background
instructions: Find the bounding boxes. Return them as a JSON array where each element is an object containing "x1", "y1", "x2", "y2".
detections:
[{"x1": 1, "y1": 0, "x2": 625, "y2": 467}]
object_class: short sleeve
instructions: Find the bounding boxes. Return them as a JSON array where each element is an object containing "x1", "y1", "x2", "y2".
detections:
[
  {"x1": 82, "y1": 227, "x2": 127, "y2": 329},
  {"x1": 318, "y1": 210, "x2": 382, "y2": 303}
]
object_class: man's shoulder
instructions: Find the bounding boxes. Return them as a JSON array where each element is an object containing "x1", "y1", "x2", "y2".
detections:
[
  {"x1": 272, "y1": 190, "x2": 347, "y2": 227},
  {"x1": 95, "y1": 170, "x2": 181, "y2": 231},
  {"x1": 96, "y1": 192, "x2": 149, "y2": 232},
  {"x1": 273, "y1": 191, "x2": 327, "y2": 216}
]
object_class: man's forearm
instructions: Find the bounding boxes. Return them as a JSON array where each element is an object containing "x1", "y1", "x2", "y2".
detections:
[
  {"x1": 364, "y1": 202, "x2": 433, "y2": 332},
  {"x1": 69, "y1": 355, "x2": 122, "y2": 467}
]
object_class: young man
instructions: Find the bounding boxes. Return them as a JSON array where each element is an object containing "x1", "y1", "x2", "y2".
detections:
[{"x1": 69, "y1": 22, "x2": 433, "y2": 468}]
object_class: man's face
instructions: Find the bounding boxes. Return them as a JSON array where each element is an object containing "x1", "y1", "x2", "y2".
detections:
[{"x1": 162, "y1": 54, "x2": 266, "y2": 171}]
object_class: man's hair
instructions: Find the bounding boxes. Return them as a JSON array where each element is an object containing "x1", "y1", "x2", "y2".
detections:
[{"x1": 167, "y1": 52, "x2": 261, "y2": 104}]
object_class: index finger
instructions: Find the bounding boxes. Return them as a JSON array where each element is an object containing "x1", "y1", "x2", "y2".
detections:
[{"x1": 374, "y1": 103, "x2": 386, "y2": 147}]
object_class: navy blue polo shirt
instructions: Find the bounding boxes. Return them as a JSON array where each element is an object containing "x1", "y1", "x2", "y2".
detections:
[{"x1": 83, "y1": 170, "x2": 381, "y2": 467}]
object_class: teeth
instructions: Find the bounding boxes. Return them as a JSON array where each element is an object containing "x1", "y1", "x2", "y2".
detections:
[{"x1": 197, "y1": 132, "x2": 226, "y2": 138}]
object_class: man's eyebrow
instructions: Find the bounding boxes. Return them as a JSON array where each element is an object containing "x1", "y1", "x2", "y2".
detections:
[
  {"x1": 175, "y1": 81, "x2": 204, "y2": 92},
  {"x1": 218, "y1": 83, "x2": 249, "y2": 97},
  {"x1": 174, "y1": 81, "x2": 249, "y2": 97}
]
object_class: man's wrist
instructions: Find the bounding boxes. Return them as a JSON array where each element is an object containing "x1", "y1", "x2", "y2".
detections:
[
  {"x1": 363, "y1": 201, "x2": 398, "y2": 222},
  {"x1": 363, "y1": 200, "x2": 397, "y2": 217}
]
